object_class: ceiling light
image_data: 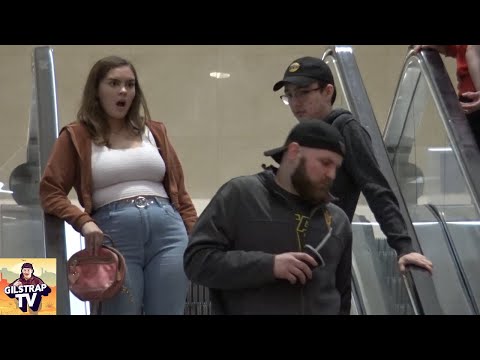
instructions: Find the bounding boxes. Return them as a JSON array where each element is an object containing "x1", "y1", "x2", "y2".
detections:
[
  {"x1": 427, "y1": 147, "x2": 452, "y2": 152},
  {"x1": 210, "y1": 72, "x2": 230, "y2": 79},
  {"x1": 0, "y1": 181, "x2": 13, "y2": 194}
]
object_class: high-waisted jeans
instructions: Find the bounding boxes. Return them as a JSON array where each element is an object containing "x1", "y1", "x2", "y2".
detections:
[{"x1": 91, "y1": 195, "x2": 188, "y2": 315}]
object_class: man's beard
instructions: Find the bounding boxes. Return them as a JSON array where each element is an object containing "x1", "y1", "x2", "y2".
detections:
[{"x1": 291, "y1": 157, "x2": 332, "y2": 205}]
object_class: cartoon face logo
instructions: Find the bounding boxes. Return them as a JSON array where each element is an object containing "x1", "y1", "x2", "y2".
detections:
[
  {"x1": 4, "y1": 262, "x2": 52, "y2": 312},
  {"x1": 288, "y1": 62, "x2": 301, "y2": 73}
]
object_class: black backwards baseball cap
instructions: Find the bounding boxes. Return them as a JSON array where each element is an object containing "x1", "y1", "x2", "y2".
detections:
[
  {"x1": 264, "y1": 120, "x2": 346, "y2": 164},
  {"x1": 273, "y1": 56, "x2": 335, "y2": 92},
  {"x1": 21, "y1": 263, "x2": 34, "y2": 270}
]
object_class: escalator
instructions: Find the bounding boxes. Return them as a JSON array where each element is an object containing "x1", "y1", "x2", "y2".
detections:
[
  {"x1": 3, "y1": 46, "x2": 445, "y2": 315},
  {"x1": 323, "y1": 45, "x2": 474, "y2": 314},
  {"x1": 383, "y1": 48, "x2": 480, "y2": 314},
  {"x1": 0, "y1": 47, "x2": 70, "y2": 314},
  {"x1": 325, "y1": 45, "x2": 480, "y2": 315},
  {"x1": 4, "y1": 46, "x2": 475, "y2": 315},
  {"x1": 188, "y1": 46, "x2": 472, "y2": 315}
]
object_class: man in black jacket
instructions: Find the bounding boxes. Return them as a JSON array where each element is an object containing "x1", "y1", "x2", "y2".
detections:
[
  {"x1": 184, "y1": 121, "x2": 352, "y2": 314},
  {"x1": 273, "y1": 56, "x2": 433, "y2": 273}
]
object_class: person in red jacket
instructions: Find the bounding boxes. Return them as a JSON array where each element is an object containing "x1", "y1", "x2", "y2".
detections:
[{"x1": 414, "y1": 45, "x2": 480, "y2": 148}]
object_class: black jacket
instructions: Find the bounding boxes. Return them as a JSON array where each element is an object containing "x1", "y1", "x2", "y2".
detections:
[
  {"x1": 324, "y1": 108, "x2": 414, "y2": 256},
  {"x1": 184, "y1": 170, "x2": 352, "y2": 315}
]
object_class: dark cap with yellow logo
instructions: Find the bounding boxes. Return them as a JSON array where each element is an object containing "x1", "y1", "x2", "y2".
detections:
[{"x1": 273, "y1": 56, "x2": 335, "y2": 92}]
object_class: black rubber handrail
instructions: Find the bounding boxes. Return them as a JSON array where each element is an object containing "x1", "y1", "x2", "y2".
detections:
[{"x1": 424, "y1": 204, "x2": 479, "y2": 314}]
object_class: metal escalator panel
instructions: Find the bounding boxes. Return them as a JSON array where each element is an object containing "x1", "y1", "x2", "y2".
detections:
[
  {"x1": 1, "y1": 50, "x2": 45, "y2": 258},
  {"x1": 322, "y1": 46, "x2": 441, "y2": 314},
  {"x1": 384, "y1": 49, "x2": 480, "y2": 314},
  {"x1": 34, "y1": 47, "x2": 70, "y2": 315}
]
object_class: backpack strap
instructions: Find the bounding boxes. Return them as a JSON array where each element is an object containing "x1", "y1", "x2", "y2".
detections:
[
  {"x1": 331, "y1": 113, "x2": 357, "y2": 134},
  {"x1": 331, "y1": 112, "x2": 372, "y2": 142}
]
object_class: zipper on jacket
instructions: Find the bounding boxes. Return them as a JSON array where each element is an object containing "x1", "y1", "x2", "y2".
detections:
[
  {"x1": 297, "y1": 206, "x2": 320, "y2": 315},
  {"x1": 265, "y1": 177, "x2": 332, "y2": 315}
]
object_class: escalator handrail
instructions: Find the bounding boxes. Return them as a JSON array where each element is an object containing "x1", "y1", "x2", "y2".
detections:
[
  {"x1": 424, "y1": 204, "x2": 479, "y2": 314},
  {"x1": 323, "y1": 45, "x2": 442, "y2": 315}
]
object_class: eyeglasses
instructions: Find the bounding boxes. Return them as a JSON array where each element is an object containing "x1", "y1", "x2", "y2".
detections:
[{"x1": 280, "y1": 87, "x2": 321, "y2": 105}]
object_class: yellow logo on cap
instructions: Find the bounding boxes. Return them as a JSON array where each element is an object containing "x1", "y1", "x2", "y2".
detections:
[{"x1": 288, "y1": 62, "x2": 300, "y2": 73}]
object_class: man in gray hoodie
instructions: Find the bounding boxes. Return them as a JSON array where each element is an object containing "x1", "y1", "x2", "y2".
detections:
[
  {"x1": 184, "y1": 120, "x2": 352, "y2": 315},
  {"x1": 273, "y1": 56, "x2": 433, "y2": 273}
]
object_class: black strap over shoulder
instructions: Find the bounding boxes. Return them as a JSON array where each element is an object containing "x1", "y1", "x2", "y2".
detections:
[
  {"x1": 331, "y1": 112, "x2": 372, "y2": 142},
  {"x1": 331, "y1": 113, "x2": 357, "y2": 134}
]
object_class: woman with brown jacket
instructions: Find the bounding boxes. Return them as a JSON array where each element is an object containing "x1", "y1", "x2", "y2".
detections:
[{"x1": 40, "y1": 55, "x2": 197, "y2": 315}]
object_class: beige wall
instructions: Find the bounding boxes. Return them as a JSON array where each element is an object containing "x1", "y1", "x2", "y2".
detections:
[{"x1": 0, "y1": 45, "x2": 457, "y2": 203}]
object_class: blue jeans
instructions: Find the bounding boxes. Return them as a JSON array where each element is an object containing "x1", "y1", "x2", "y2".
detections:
[{"x1": 91, "y1": 196, "x2": 188, "y2": 315}]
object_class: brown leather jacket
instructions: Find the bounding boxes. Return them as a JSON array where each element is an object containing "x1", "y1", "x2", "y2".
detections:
[{"x1": 39, "y1": 120, "x2": 197, "y2": 234}]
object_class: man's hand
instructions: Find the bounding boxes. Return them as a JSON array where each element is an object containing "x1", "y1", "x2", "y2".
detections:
[
  {"x1": 398, "y1": 252, "x2": 433, "y2": 274},
  {"x1": 273, "y1": 252, "x2": 318, "y2": 285},
  {"x1": 81, "y1": 221, "x2": 104, "y2": 256}
]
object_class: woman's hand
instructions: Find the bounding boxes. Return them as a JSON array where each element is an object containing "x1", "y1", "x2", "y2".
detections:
[{"x1": 81, "y1": 221, "x2": 104, "y2": 255}]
